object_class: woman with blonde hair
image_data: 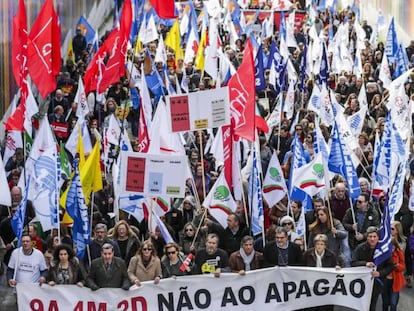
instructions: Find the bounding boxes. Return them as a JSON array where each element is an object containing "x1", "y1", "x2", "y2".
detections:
[
  {"x1": 391, "y1": 221, "x2": 407, "y2": 251},
  {"x1": 128, "y1": 240, "x2": 162, "y2": 287},
  {"x1": 109, "y1": 220, "x2": 140, "y2": 266}
]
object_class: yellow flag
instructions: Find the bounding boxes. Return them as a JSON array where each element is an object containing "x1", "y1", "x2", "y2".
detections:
[
  {"x1": 134, "y1": 38, "x2": 142, "y2": 56},
  {"x1": 80, "y1": 141, "x2": 103, "y2": 199},
  {"x1": 60, "y1": 125, "x2": 89, "y2": 224},
  {"x1": 164, "y1": 19, "x2": 184, "y2": 61},
  {"x1": 66, "y1": 39, "x2": 75, "y2": 64},
  {"x1": 195, "y1": 28, "x2": 207, "y2": 70}
]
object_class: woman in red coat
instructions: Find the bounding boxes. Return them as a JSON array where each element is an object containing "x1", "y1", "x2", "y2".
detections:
[{"x1": 382, "y1": 237, "x2": 406, "y2": 311}]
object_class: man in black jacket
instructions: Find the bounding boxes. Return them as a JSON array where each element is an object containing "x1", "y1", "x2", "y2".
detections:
[
  {"x1": 352, "y1": 226, "x2": 394, "y2": 311},
  {"x1": 86, "y1": 243, "x2": 130, "y2": 290},
  {"x1": 263, "y1": 227, "x2": 303, "y2": 267}
]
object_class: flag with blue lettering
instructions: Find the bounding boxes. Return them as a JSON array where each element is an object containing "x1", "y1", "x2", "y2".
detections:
[
  {"x1": 255, "y1": 45, "x2": 266, "y2": 91},
  {"x1": 394, "y1": 44, "x2": 409, "y2": 79},
  {"x1": 374, "y1": 194, "x2": 392, "y2": 266},
  {"x1": 348, "y1": 105, "x2": 367, "y2": 138},
  {"x1": 314, "y1": 123, "x2": 330, "y2": 162},
  {"x1": 372, "y1": 113, "x2": 391, "y2": 193},
  {"x1": 289, "y1": 134, "x2": 313, "y2": 212},
  {"x1": 119, "y1": 194, "x2": 146, "y2": 221},
  {"x1": 65, "y1": 161, "x2": 90, "y2": 259},
  {"x1": 328, "y1": 121, "x2": 360, "y2": 200},
  {"x1": 28, "y1": 146, "x2": 60, "y2": 232},
  {"x1": 248, "y1": 147, "x2": 264, "y2": 237},
  {"x1": 385, "y1": 18, "x2": 398, "y2": 65},
  {"x1": 318, "y1": 43, "x2": 328, "y2": 85},
  {"x1": 11, "y1": 178, "x2": 31, "y2": 248}
]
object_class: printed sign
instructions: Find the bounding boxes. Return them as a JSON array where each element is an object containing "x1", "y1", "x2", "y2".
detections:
[{"x1": 120, "y1": 152, "x2": 187, "y2": 197}]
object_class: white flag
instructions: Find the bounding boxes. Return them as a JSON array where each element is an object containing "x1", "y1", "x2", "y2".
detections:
[
  {"x1": 75, "y1": 77, "x2": 89, "y2": 118},
  {"x1": 0, "y1": 153, "x2": 11, "y2": 206},
  {"x1": 263, "y1": 152, "x2": 288, "y2": 207},
  {"x1": 291, "y1": 153, "x2": 329, "y2": 197},
  {"x1": 203, "y1": 170, "x2": 237, "y2": 228},
  {"x1": 379, "y1": 53, "x2": 392, "y2": 89}
]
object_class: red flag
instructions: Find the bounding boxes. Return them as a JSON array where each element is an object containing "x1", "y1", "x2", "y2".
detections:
[
  {"x1": 27, "y1": 0, "x2": 61, "y2": 98},
  {"x1": 11, "y1": 0, "x2": 28, "y2": 88},
  {"x1": 228, "y1": 39, "x2": 256, "y2": 142},
  {"x1": 84, "y1": 30, "x2": 119, "y2": 94},
  {"x1": 98, "y1": 0, "x2": 133, "y2": 93},
  {"x1": 150, "y1": 0, "x2": 176, "y2": 19},
  {"x1": 137, "y1": 105, "x2": 150, "y2": 153},
  {"x1": 222, "y1": 125, "x2": 233, "y2": 190},
  {"x1": 5, "y1": 100, "x2": 25, "y2": 131}
]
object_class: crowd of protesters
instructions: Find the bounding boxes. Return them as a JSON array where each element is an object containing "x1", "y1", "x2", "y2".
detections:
[{"x1": 2, "y1": 1, "x2": 414, "y2": 310}]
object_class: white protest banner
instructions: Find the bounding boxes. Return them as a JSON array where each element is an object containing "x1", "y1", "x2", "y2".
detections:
[
  {"x1": 166, "y1": 87, "x2": 230, "y2": 132},
  {"x1": 17, "y1": 267, "x2": 372, "y2": 311},
  {"x1": 119, "y1": 151, "x2": 187, "y2": 198}
]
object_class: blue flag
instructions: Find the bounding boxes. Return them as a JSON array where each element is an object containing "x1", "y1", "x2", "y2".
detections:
[
  {"x1": 130, "y1": 0, "x2": 146, "y2": 42},
  {"x1": 255, "y1": 45, "x2": 266, "y2": 91},
  {"x1": 76, "y1": 16, "x2": 96, "y2": 45},
  {"x1": 385, "y1": 18, "x2": 398, "y2": 65},
  {"x1": 11, "y1": 179, "x2": 31, "y2": 248},
  {"x1": 328, "y1": 121, "x2": 361, "y2": 200},
  {"x1": 318, "y1": 43, "x2": 328, "y2": 85},
  {"x1": 66, "y1": 161, "x2": 90, "y2": 259},
  {"x1": 394, "y1": 44, "x2": 409, "y2": 79},
  {"x1": 374, "y1": 193, "x2": 392, "y2": 266},
  {"x1": 299, "y1": 41, "x2": 307, "y2": 92},
  {"x1": 289, "y1": 134, "x2": 313, "y2": 212},
  {"x1": 248, "y1": 147, "x2": 264, "y2": 237},
  {"x1": 372, "y1": 113, "x2": 391, "y2": 191}
]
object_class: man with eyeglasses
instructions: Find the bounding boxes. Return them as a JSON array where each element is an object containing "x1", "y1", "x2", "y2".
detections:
[
  {"x1": 263, "y1": 227, "x2": 303, "y2": 267},
  {"x1": 86, "y1": 243, "x2": 130, "y2": 291},
  {"x1": 7, "y1": 232, "x2": 48, "y2": 287},
  {"x1": 352, "y1": 226, "x2": 393, "y2": 311},
  {"x1": 343, "y1": 193, "x2": 380, "y2": 250}
]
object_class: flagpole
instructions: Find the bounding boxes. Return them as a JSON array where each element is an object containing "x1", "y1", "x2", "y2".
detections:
[
  {"x1": 326, "y1": 197, "x2": 336, "y2": 238},
  {"x1": 198, "y1": 133, "x2": 207, "y2": 200},
  {"x1": 191, "y1": 208, "x2": 207, "y2": 250},
  {"x1": 348, "y1": 197, "x2": 357, "y2": 226},
  {"x1": 189, "y1": 177, "x2": 202, "y2": 211},
  {"x1": 149, "y1": 197, "x2": 154, "y2": 234},
  {"x1": 234, "y1": 143, "x2": 249, "y2": 228}
]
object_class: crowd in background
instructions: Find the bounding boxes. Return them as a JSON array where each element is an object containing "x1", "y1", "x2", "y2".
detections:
[{"x1": 1, "y1": 2, "x2": 414, "y2": 310}]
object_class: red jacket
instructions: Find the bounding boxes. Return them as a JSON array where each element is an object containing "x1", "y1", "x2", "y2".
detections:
[{"x1": 391, "y1": 248, "x2": 406, "y2": 292}]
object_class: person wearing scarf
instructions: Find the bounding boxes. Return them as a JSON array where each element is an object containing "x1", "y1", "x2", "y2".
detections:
[{"x1": 229, "y1": 236, "x2": 263, "y2": 275}]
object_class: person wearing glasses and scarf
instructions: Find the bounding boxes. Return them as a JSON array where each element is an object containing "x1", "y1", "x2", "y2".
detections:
[
  {"x1": 161, "y1": 242, "x2": 193, "y2": 278},
  {"x1": 127, "y1": 240, "x2": 162, "y2": 287}
]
